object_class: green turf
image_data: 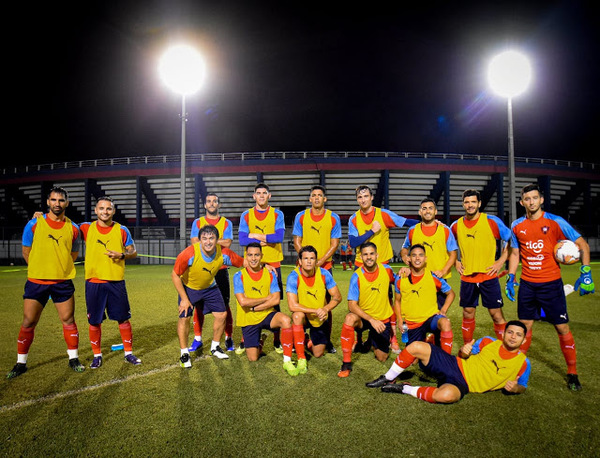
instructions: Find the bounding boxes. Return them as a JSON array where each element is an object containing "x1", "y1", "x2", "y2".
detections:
[{"x1": 0, "y1": 263, "x2": 599, "y2": 457}]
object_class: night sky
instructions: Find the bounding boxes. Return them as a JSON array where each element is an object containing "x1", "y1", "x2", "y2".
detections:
[{"x1": 9, "y1": 1, "x2": 599, "y2": 167}]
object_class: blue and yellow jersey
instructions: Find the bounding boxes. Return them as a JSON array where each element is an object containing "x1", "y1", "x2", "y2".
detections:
[
  {"x1": 395, "y1": 269, "x2": 451, "y2": 325},
  {"x1": 234, "y1": 268, "x2": 279, "y2": 327},
  {"x1": 292, "y1": 209, "x2": 342, "y2": 269},
  {"x1": 239, "y1": 207, "x2": 285, "y2": 265},
  {"x1": 348, "y1": 263, "x2": 395, "y2": 321},
  {"x1": 80, "y1": 221, "x2": 133, "y2": 281},
  {"x1": 402, "y1": 222, "x2": 458, "y2": 279},
  {"x1": 349, "y1": 207, "x2": 406, "y2": 265},
  {"x1": 286, "y1": 267, "x2": 337, "y2": 327},
  {"x1": 173, "y1": 245, "x2": 243, "y2": 291}
]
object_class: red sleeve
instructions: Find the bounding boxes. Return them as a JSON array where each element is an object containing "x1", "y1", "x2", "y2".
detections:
[
  {"x1": 173, "y1": 246, "x2": 195, "y2": 276},
  {"x1": 432, "y1": 276, "x2": 443, "y2": 291},
  {"x1": 381, "y1": 211, "x2": 396, "y2": 229},
  {"x1": 487, "y1": 218, "x2": 501, "y2": 239},
  {"x1": 478, "y1": 337, "x2": 495, "y2": 350},
  {"x1": 80, "y1": 223, "x2": 90, "y2": 241},
  {"x1": 222, "y1": 247, "x2": 244, "y2": 268}
]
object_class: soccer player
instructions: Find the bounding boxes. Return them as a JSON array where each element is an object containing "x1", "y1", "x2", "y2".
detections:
[
  {"x1": 450, "y1": 189, "x2": 510, "y2": 343},
  {"x1": 400, "y1": 197, "x2": 458, "y2": 308},
  {"x1": 505, "y1": 184, "x2": 594, "y2": 391},
  {"x1": 366, "y1": 321, "x2": 531, "y2": 404},
  {"x1": 234, "y1": 243, "x2": 300, "y2": 376},
  {"x1": 189, "y1": 192, "x2": 235, "y2": 352},
  {"x1": 339, "y1": 240, "x2": 353, "y2": 271},
  {"x1": 80, "y1": 196, "x2": 141, "y2": 369},
  {"x1": 7, "y1": 187, "x2": 84, "y2": 378},
  {"x1": 239, "y1": 183, "x2": 285, "y2": 352},
  {"x1": 286, "y1": 246, "x2": 342, "y2": 373},
  {"x1": 394, "y1": 244, "x2": 455, "y2": 354},
  {"x1": 292, "y1": 185, "x2": 342, "y2": 352},
  {"x1": 337, "y1": 242, "x2": 396, "y2": 378},
  {"x1": 172, "y1": 225, "x2": 243, "y2": 368}
]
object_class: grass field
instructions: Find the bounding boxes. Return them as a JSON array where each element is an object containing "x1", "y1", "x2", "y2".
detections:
[{"x1": 1, "y1": 263, "x2": 599, "y2": 457}]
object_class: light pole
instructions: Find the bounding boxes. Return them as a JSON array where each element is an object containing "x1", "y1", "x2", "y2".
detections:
[
  {"x1": 488, "y1": 50, "x2": 532, "y2": 224},
  {"x1": 159, "y1": 45, "x2": 206, "y2": 251}
]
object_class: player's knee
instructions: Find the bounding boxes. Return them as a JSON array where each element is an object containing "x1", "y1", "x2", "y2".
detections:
[
  {"x1": 292, "y1": 311, "x2": 305, "y2": 324},
  {"x1": 343, "y1": 313, "x2": 358, "y2": 327},
  {"x1": 439, "y1": 317, "x2": 452, "y2": 332},
  {"x1": 374, "y1": 350, "x2": 389, "y2": 362},
  {"x1": 278, "y1": 313, "x2": 292, "y2": 328},
  {"x1": 434, "y1": 387, "x2": 461, "y2": 404}
]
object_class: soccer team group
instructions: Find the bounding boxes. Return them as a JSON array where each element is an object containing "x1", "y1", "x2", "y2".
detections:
[{"x1": 7, "y1": 182, "x2": 595, "y2": 404}]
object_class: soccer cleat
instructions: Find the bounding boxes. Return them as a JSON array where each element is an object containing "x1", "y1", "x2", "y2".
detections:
[
  {"x1": 124, "y1": 354, "x2": 142, "y2": 365},
  {"x1": 69, "y1": 358, "x2": 85, "y2": 373},
  {"x1": 189, "y1": 339, "x2": 203, "y2": 352},
  {"x1": 211, "y1": 346, "x2": 229, "y2": 359},
  {"x1": 425, "y1": 333, "x2": 436, "y2": 345},
  {"x1": 274, "y1": 344, "x2": 284, "y2": 354},
  {"x1": 567, "y1": 374, "x2": 582, "y2": 391},
  {"x1": 297, "y1": 358, "x2": 308, "y2": 374},
  {"x1": 337, "y1": 362, "x2": 353, "y2": 378},
  {"x1": 283, "y1": 360, "x2": 299, "y2": 376},
  {"x1": 6, "y1": 363, "x2": 27, "y2": 379},
  {"x1": 90, "y1": 356, "x2": 103, "y2": 369},
  {"x1": 180, "y1": 353, "x2": 192, "y2": 368},
  {"x1": 235, "y1": 341, "x2": 246, "y2": 355},
  {"x1": 381, "y1": 382, "x2": 407, "y2": 394},
  {"x1": 225, "y1": 337, "x2": 235, "y2": 352},
  {"x1": 366, "y1": 375, "x2": 394, "y2": 388},
  {"x1": 326, "y1": 341, "x2": 337, "y2": 354}
]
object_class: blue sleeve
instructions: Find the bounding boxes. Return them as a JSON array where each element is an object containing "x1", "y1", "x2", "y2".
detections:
[
  {"x1": 190, "y1": 219, "x2": 200, "y2": 238},
  {"x1": 222, "y1": 219, "x2": 233, "y2": 240},
  {"x1": 381, "y1": 208, "x2": 407, "y2": 228},
  {"x1": 331, "y1": 213, "x2": 342, "y2": 239},
  {"x1": 286, "y1": 270, "x2": 299, "y2": 294},
  {"x1": 322, "y1": 268, "x2": 337, "y2": 290},
  {"x1": 121, "y1": 226, "x2": 134, "y2": 246},
  {"x1": 265, "y1": 210, "x2": 286, "y2": 243},
  {"x1": 22, "y1": 219, "x2": 37, "y2": 246},
  {"x1": 509, "y1": 218, "x2": 525, "y2": 249},
  {"x1": 517, "y1": 358, "x2": 531, "y2": 388},
  {"x1": 292, "y1": 212, "x2": 303, "y2": 237},
  {"x1": 394, "y1": 275, "x2": 401, "y2": 294},
  {"x1": 348, "y1": 273, "x2": 360, "y2": 301},
  {"x1": 223, "y1": 254, "x2": 232, "y2": 266},
  {"x1": 470, "y1": 337, "x2": 487, "y2": 355},
  {"x1": 233, "y1": 272, "x2": 244, "y2": 294},
  {"x1": 545, "y1": 213, "x2": 582, "y2": 241},
  {"x1": 348, "y1": 213, "x2": 375, "y2": 248},
  {"x1": 488, "y1": 215, "x2": 512, "y2": 242},
  {"x1": 269, "y1": 272, "x2": 280, "y2": 293},
  {"x1": 71, "y1": 222, "x2": 81, "y2": 252},
  {"x1": 435, "y1": 275, "x2": 452, "y2": 294},
  {"x1": 404, "y1": 218, "x2": 420, "y2": 227},
  {"x1": 402, "y1": 227, "x2": 413, "y2": 249},
  {"x1": 238, "y1": 211, "x2": 251, "y2": 246},
  {"x1": 445, "y1": 228, "x2": 459, "y2": 252}
]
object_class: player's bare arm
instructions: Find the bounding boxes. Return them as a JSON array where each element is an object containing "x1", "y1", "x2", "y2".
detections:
[
  {"x1": 171, "y1": 271, "x2": 193, "y2": 315},
  {"x1": 504, "y1": 379, "x2": 526, "y2": 394}
]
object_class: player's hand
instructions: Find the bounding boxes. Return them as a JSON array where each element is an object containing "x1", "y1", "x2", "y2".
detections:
[
  {"x1": 178, "y1": 299, "x2": 193, "y2": 316},
  {"x1": 574, "y1": 265, "x2": 595, "y2": 295},
  {"x1": 32, "y1": 211, "x2": 44, "y2": 219},
  {"x1": 486, "y1": 260, "x2": 503, "y2": 277},
  {"x1": 505, "y1": 274, "x2": 518, "y2": 302},
  {"x1": 371, "y1": 220, "x2": 381, "y2": 234},
  {"x1": 460, "y1": 339, "x2": 475, "y2": 356},
  {"x1": 455, "y1": 261, "x2": 464, "y2": 275},
  {"x1": 105, "y1": 249, "x2": 124, "y2": 260},
  {"x1": 504, "y1": 380, "x2": 519, "y2": 393},
  {"x1": 315, "y1": 307, "x2": 328, "y2": 321},
  {"x1": 369, "y1": 318, "x2": 386, "y2": 334},
  {"x1": 397, "y1": 267, "x2": 410, "y2": 278},
  {"x1": 264, "y1": 264, "x2": 278, "y2": 276}
]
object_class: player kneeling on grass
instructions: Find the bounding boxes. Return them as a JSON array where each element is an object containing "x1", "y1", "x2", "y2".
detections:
[
  {"x1": 394, "y1": 244, "x2": 455, "y2": 354},
  {"x1": 234, "y1": 243, "x2": 299, "y2": 376},
  {"x1": 172, "y1": 225, "x2": 243, "y2": 368},
  {"x1": 286, "y1": 245, "x2": 342, "y2": 373},
  {"x1": 366, "y1": 321, "x2": 531, "y2": 404},
  {"x1": 338, "y1": 242, "x2": 396, "y2": 378}
]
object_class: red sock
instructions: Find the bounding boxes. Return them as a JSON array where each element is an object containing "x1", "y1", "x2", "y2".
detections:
[
  {"x1": 119, "y1": 321, "x2": 133, "y2": 352},
  {"x1": 440, "y1": 330, "x2": 453, "y2": 354},
  {"x1": 520, "y1": 329, "x2": 533, "y2": 353},
  {"x1": 89, "y1": 324, "x2": 102, "y2": 354},
  {"x1": 280, "y1": 327, "x2": 294, "y2": 358},
  {"x1": 394, "y1": 348, "x2": 416, "y2": 369},
  {"x1": 225, "y1": 307, "x2": 233, "y2": 338},
  {"x1": 17, "y1": 326, "x2": 35, "y2": 355},
  {"x1": 558, "y1": 332, "x2": 577, "y2": 374},
  {"x1": 417, "y1": 386, "x2": 437, "y2": 403},
  {"x1": 342, "y1": 262, "x2": 347, "y2": 270},
  {"x1": 292, "y1": 325, "x2": 306, "y2": 359},
  {"x1": 461, "y1": 318, "x2": 475, "y2": 343},
  {"x1": 493, "y1": 322, "x2": 505, "y2": 340},
  {"x1": 193, "y1": 307, "x2": 204, "y2": 338},
  {"x1": 62, "y1": 323, "x2": 79, "y2": 350},
  {"x1": 340, "y1": 324, "x2": 355, "y2": 363}
]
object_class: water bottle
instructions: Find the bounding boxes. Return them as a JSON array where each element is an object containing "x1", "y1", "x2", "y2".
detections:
[
  {"x1": 401, "y1": 323, "x2": 409, "y2": 344},
  {"x1": 111, "y1": 343, "x2": 124, "y2": 351}
]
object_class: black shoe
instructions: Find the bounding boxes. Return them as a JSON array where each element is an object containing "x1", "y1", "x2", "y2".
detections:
[
  {"x1": 381, "y1": 383, "x2": 407, "y2": 394},
  {"x1": 366, "y1": 375, "x2": 394, "y2": 388},
  {"x1": 567, "y1": 374, "x2": 582, "y2": 391},
  {"x1": 6, "y1": 363, "x2": 27, "y2": 379},
  {"x1": 326, "y1": 342, "x2": 337, "y2": 354},
  {"x1": 353, "y1": 341, "x2": 364, "y2": 353},
  {"x1": 69, "y1": 358, "x2": 85, "y2": 372}
]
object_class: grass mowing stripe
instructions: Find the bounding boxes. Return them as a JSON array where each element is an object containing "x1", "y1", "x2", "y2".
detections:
[{"x1": 0, "y1": 364, "x2": 178, "y2": 413}]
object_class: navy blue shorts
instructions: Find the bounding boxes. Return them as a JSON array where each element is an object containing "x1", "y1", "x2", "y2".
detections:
[
  {"x1": 215, "y1": 268, "x2": 231, "y2": 306},
  {"x1": 85, "y1": 280, "x2": 131, "y2": 324},
  {"x1": 241, "y1": 311, "x2": 278, "y2": 348},
  {"x1": 360, "y1": 318, "x2": 391, "y2": 353},
  {"x1": 420, "y1": 344, "x2": 469, "y2": 398},
  {"x1": 179, "y1": 285, "x2": 226, "y2": 318},
  {"x1": 518, "y1": 278, "x2": 568, "y2": 325},
  {"x1": 407, "y1": 315, "x2": 442, "y2": 344},
  {"x1": 459, "y1": 278, "x2": 503, "y2": 309},
  {"x1": 23, "y1": 280, "x2": 75, "y2": 306},
  {"x1": 305, "y1": 319, "x2": 330, "y2": 346}
]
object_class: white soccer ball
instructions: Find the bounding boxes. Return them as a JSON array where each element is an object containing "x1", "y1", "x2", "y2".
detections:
[{"x1": 553, "y1": 240, "x2": 580, "y2": 265}]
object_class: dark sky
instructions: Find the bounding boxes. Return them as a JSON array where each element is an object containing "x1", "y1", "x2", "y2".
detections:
[{"x1": 9, "y1": 1, "x2": 599, "y2": 167}]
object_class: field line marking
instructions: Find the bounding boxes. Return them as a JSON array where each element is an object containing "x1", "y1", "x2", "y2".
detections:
[{"x1": 0, "y1": 364, "x2": 177, "y2": 413}]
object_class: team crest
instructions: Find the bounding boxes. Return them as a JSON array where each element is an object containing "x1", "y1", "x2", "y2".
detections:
[{"x1": 541, "y1": 226, "x2": 549, "y2": 234}]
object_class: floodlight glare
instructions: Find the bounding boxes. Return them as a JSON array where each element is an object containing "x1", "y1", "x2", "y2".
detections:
[
  {"x1": 488, "y1": 50, "x2": 531, "y2": 98},
  {"x1": 159, "y1": 45, "x2": 206, "y2": 96}
]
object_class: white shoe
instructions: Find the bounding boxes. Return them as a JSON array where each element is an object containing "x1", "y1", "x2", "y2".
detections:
[
  {"x1": 211, "y1": 345, "x2": 229, "y2": 359},
  {"x1": 180, "y1": 353, "x2": 192, "y2": 368}
]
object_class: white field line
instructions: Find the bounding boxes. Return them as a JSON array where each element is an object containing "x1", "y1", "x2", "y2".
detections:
[{"x1": 1, "y1": 364, "x2": 178, "y2": 413}]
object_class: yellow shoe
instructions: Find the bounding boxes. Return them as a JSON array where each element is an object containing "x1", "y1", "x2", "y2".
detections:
[
  {"x1": 283, "y1": 360, "x2": 299, "y2": 376},
  {"x1": 297, "y1": 358, "x2": 308, "y2": 374}
]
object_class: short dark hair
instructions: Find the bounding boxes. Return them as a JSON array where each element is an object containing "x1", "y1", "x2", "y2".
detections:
[
  {"x1": 246, "y1": 242, "x2": 262, "y2": 252},
  {"x1": 420, "y1": 197, "x2": 436, "y2": 207},
  {"x1": 310, "y1": 185, "x2": 327, "y2": 196},
  {"x1": 355, "y1": 185, "x2": 373, "y2": 197},
  {"x1": 204, "y1": 192, "x2": 219, "y2": 203},
  {"x1": 409, "y1": 244, "x2": 426, "y2": 254},
  {"x1": 504, "y1": 320, "x2": 527, "y2": 335},
  {"x1": 521, "y1": 184, "x2": 542, "y2": 197},
  {"x1": 96, "y1": 196, "x2": 114, "y2": 204},
  {"x1": 48, "y1": 186, "x2": 68, "y2": 200},
  {"x1": 254, "y1": 183, "x2": 270, "y2": 192},
  {"x1": 198, "y1": 224, "x2": 220, "y2": 239},
  {"x1": 299, "y1": 245, "x2": 318, "y2": 259},
  {"x1": 359, "y1": 241, "x2": 377, "y2": 253},
  {"x1": 462, "y1": 189, "x2": 481, "y2": 201}
]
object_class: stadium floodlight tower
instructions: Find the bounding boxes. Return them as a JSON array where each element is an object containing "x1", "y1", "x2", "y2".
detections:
[
  {"x1": 488, "y1": 50, "x2": 532, "y2": 224},
  {"x1": 159, "y1": 44, "x2": 206, "y2": 251}
]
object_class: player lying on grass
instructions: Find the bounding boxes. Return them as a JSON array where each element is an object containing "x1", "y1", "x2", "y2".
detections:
[{"x1": 366, "y1": 320, "x2": 531, "y2": 404}]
